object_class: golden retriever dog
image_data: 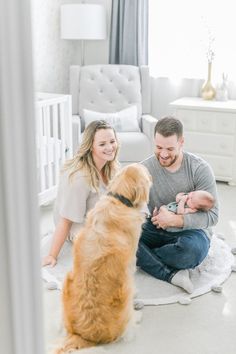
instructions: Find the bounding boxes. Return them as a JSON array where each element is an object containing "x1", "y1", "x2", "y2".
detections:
[{"x1": 53, "y1": 163, "x2": 152, "y2": 353}]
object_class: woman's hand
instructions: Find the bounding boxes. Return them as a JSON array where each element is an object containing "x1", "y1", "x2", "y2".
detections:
[
  {"x1": 42, "y1": 217, "x2": 72, "y2": 268},
  {"x1": 42, "y1": 255, "x2": 57, "y2": 267}
]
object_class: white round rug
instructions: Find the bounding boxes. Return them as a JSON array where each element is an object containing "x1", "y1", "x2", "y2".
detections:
[
  {"x1": 135, "y1": 234, "x2": 235, "y2": 305},
  {"x1": 41, "y1": 234, "x2": 235, "y2": 305}
]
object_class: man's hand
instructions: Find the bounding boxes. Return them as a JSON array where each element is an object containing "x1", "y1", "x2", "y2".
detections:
[{"x1": 151, "y1": 206, "x2": 184, "y2": 229}]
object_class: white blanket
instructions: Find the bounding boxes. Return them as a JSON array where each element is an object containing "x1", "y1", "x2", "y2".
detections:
[{"x1": 41, "y1": 234, "x2": 235, "y2": 305}]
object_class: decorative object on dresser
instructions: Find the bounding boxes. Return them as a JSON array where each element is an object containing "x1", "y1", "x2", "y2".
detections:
[
  {"x1": 216, "y1": 73, "x2": 229, "y2": 102},
  {"x1": 201, "y1": 61, "x2": 216, "y2": 100},
  {"x1": 170, "y1": 97, "x2": 236, "y2": 185},
  {"x1": 70, "y1": 65, "x2": 157, "y2": 164},
  {"x1": 201, "y1": 21, "x2": 216, "y2": 100}
]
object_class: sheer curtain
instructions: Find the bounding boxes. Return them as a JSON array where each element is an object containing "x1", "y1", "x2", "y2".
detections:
[
  {"x1": 149, "y1": 0, "x2": 236, "y2": 83},
  {"x1": 0, "y1": 0, "x2": 44, "y2": 353},
  {"x1": 109, "y1": 0, "x2": 148, "y2": 65}
]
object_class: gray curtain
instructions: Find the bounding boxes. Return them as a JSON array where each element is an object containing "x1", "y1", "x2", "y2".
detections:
[{"x1": 109, "y1": 0, "x2": 148, "y2": 65}]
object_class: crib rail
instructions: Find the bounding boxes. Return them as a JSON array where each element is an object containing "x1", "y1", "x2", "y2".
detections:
[{"x1": 36, "y1": 93, "x2": 73, "y2": 205}]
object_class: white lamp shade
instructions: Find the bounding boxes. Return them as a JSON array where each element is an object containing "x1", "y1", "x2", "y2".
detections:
[{"x1": 61, "y1": 4, "x2": 106, "y2": 40}]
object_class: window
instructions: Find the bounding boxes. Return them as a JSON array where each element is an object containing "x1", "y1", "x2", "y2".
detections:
[{"x1": 149, "y1": 0, "x2": 236, "y2": 81}]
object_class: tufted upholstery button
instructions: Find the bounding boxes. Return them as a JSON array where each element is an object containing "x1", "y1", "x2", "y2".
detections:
[
  {"x1": 90, "y1": 101, "x2": 94, "y2": 104},
  {"x1": 110, "y1": 100, "x2": 113, "y2": 104},
  {"x1": 118, "y1": 90, "x2": 122, "y2": 94},
  {"x1": 100, "y1": 69, "x2": 103, "y2": 73},
  {"x1": 110, "y1": 79, "x2": 113, "y2": 82},
  {"x1": 99, "y1": 89, "x2": 103, "y2": 94}
]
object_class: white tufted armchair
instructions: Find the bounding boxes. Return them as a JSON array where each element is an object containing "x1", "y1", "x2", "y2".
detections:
[{"x1": 69, "y1": 65, "x2": 157, "y2": 164}]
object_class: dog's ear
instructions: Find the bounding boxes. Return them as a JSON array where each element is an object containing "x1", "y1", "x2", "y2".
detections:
[
  {"x1": 126, "y1": 165, "x2": 150, "y2": 207},
  {"x1": 108, "y1": 168, "x2": 132, "y2": 198},
  {"x1": 132, "y1": 177, "x2": 150, "y2": 207},
  {"x1": 108, "y1": 164, "x2": 151, "y2": 207}
]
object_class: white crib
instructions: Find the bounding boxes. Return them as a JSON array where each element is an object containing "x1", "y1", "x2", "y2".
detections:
[{"x1": 36, "y1": 93, "x2": 73, "y2": 206}]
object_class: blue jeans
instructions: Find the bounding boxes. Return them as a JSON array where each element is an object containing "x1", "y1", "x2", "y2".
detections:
[{"x1": 136, "y1": 218, "x2": 210, "y2": 283}]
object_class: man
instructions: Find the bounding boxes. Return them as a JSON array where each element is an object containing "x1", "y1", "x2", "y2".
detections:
[{"x1": 137, "y1": 116, "x2": 219, "y2": 293}]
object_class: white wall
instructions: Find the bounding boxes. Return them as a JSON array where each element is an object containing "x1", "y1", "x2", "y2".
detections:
[
  {"x1": 32, "y1": 0, "x2": 111, "y2": 94},
  {"x1": 33, "y1": 0, "x2": 236, "y2": 117},
  {"x1": 151, "y1": 78, "x2": 204, "y2": 118},
  {"x1": 82, "y1": 0, "x2": 112, "y2": 65}
]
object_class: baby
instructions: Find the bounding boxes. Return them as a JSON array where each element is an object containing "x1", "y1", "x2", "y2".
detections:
[{"x1": 166, "y1": 190, "x2": 215, "y2": 215}]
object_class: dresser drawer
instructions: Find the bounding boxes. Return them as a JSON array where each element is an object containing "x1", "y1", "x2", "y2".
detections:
[
  {"x1": 176, "y1": 109, "x2": 236, "y2": 134},
  {"x1": 184, "y1": 132, "x2": 234, "y2": 156},
  {"x1": 196, "y1": 111, "x2": 236, "y2": 134}
]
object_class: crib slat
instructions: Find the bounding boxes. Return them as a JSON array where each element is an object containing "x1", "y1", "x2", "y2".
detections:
[
  {"x1": 37, "y1": 106, "x2": 46, "y2": 192},
  {"x1": 59, "y1": 102, "x2": 66, "y2": 164},
  {"x1": 65, "y1": 95, "x2": 73, "y2": 159},
  {"x1": 43, "y1": 105, "x2": 53, "y2": 188},
  {"x1": 52, "y1": 103, "x2": 60, "y2": 185}
]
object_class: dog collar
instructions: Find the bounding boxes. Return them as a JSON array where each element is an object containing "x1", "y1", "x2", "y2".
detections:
[{"x1": 107, "y1": 192, "x2": 133, "y2": 208}]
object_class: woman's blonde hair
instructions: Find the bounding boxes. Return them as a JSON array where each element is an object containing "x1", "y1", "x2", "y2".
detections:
[{"x1": 63, "y1": 120, "x2": 120, "y2": 191}]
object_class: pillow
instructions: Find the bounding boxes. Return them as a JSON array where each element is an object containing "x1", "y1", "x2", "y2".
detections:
[{"x1": 83, "y1": 106, "x2": 140, "y2": 132}]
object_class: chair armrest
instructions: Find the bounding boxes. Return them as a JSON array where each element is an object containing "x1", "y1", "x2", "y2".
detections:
[
  {"x1": 141, "y1": 114, "x2": 157, "y2": 151},
  {"x1": 141, "y1": 114, "x2": 157, "y2": 150},
  {"x1": 72, "y1": 115, "x2": 82, "y2": 154}
]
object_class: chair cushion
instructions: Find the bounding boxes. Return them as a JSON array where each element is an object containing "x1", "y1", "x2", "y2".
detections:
[
  {"x1": 83, "y1": 106, "x2": 140, "y2": 132},
  {"x1": 117, "y1": 132, "x2": 152, "y2": 162}
]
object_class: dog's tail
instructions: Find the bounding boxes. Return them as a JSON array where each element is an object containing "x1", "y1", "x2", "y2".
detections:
[{"x1": 52, "y1": 333, "x2": 94, "y2": 353}]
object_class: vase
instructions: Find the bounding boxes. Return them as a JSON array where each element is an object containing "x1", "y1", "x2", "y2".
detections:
[
  {"x1": 201, "y1": 62, "x2": 216, "y2": 100},
  {"x1": 215, "y1": 73, "x2": 228, "y2": 101}
]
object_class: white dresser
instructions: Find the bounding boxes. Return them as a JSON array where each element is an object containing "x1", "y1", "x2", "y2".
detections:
[{"x1": 170, "y1": 97, "x2": 236, "y2": 185}]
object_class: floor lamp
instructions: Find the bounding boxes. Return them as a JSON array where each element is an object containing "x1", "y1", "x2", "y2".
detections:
[{"x1": 61, "y1": 3, "x2": 106, "y2": 66}]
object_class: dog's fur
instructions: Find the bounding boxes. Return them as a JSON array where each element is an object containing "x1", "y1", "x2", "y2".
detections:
[{"x1": 53, "y1": 163, "x2": 152, "y2": 353}]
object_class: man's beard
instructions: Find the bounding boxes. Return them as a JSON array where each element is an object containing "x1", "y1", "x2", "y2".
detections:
[{"x1": 156, "y1": 153, "x2": 179, "y2": 167}]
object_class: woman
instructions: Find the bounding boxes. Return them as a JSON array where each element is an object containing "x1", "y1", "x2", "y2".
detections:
[{"x1": 42, "y1": 120, "x2": 119, "y2": 267}]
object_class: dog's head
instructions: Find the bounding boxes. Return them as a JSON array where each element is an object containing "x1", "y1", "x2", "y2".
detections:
[{"x1": 108, "y1": 163, "x2": 152, "y2": 208}]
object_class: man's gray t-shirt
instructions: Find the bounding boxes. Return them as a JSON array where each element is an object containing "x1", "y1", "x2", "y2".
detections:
[{"x1": 142, "y1": 152, "x2": 219, "y2": 236}]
